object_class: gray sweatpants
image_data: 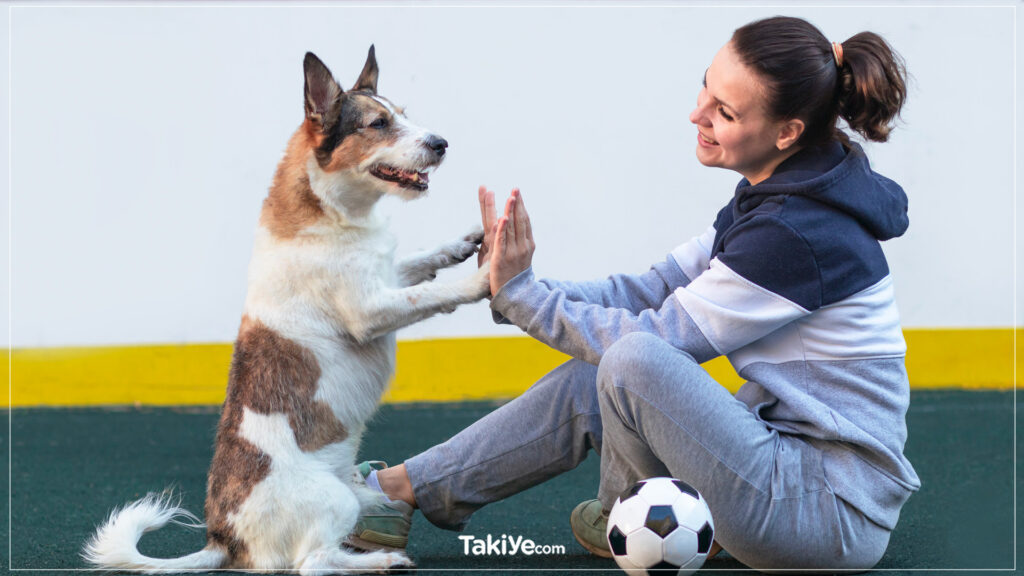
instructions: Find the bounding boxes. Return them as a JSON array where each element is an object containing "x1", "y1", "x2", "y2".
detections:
[{"x1": 405, "y1": 332, "x2": 891, "y2": 572}]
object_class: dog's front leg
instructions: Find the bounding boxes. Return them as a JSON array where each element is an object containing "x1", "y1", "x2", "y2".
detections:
[
  {"x1": 395, "y1": 227, "x2": 484, "y2": 287},
  {"x1": 342, "y1": 263, "x2": 490, "y2": 344}
]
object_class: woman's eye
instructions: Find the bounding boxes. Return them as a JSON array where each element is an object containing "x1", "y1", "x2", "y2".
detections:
[
  {"x1": 718, "y1": 107, "x2": 734, "y2": 121},
  {"x1": 369, "y1": 117, "x2": 388, "y2": 129}
]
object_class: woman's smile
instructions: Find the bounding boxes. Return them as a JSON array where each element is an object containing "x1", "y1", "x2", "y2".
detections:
[{"x1": 697, "y1": 131, "x2": 719, "y2": 147}]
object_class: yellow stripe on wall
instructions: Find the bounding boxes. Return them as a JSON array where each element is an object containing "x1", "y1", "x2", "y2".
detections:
[
  {"x1": 5, "y1": 328, "x2": 1019, "y2": 407},
  {"x1": 903, "y1": 328, "x2": 1019, "y2": 389}
]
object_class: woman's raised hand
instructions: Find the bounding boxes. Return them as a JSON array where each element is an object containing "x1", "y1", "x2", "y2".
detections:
[{"x1": 490, "y1": 188, "x2": 535, "y2": 296}]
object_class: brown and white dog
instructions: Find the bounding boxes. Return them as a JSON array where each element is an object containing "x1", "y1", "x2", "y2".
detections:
[{"x1": 83, "y1": 47, "x2": 490, "y2": 574}]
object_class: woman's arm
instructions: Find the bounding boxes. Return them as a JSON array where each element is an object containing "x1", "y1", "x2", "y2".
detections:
[
  {"x1": 488, "y1": 193, "x2": 814, "y2": 364},
  {"x1": 478, "y1": 188, "x2": 714, "y2": 314},
  {"x1": 535, "y1": 262, "x2": 686, "y2": 315},
  {"x1": 537, "y1": 223, "x2": 715, "y2": 313}
]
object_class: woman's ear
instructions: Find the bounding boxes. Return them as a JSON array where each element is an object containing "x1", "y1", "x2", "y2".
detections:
[{"x1": 776, "y1": 118, "x2": 805, "y2": 151}]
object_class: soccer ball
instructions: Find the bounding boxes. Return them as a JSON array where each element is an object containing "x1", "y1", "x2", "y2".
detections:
[{"x1": 606, "y1": 477, "x2": 715, "y2": 575}]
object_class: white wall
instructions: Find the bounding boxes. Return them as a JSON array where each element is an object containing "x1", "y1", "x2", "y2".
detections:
[{"x1": 1, "y1": 2, "x2": 1020, "y2": 348}]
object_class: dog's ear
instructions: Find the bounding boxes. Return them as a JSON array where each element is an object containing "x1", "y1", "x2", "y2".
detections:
[
  {"x1": 352, "y1": 45, "x2": 378, "y2": 94},
  {"x1": 304, "y1": 52, "x2": 344, "y2": 130}
]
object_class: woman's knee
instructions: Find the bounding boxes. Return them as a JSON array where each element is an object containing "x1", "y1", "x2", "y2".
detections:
[{"x1": 597, "y1": 332, "x2": 698, "y2": 394}]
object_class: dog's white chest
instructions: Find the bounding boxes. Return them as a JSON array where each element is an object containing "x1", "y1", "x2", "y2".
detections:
[{"x1": 245, "y1": 224, "x2": 397, "y2": 321}]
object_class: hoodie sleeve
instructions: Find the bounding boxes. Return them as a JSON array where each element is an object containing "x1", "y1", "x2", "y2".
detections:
[
  {"x1": 490, "y1": 217, "x2": 817, "y2": 364},
  {"x1": 533, "y1": 225, "x2": 716, "y2": 314},
  {"x1": 491, "y1": 267, "x2": 720, "y2": 365}
]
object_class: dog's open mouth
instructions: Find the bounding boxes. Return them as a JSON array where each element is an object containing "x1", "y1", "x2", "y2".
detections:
[{"x1": 370, "y1": 164, "x2": 431, "y2": 191}]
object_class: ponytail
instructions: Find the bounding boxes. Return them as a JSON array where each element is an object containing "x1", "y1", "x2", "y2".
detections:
[{"x1": 835, "y1": 32, "x2": 908, "y2": 143}]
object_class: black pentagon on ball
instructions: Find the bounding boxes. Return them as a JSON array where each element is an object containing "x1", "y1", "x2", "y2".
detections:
[
  {"x1": 649, "y1": 559, "x2": 682, "y2": 572},
  {"x1": 618, "y1": 480, "x2": 647, "y2": 503},
  {"x1": 672, "y1": 479, "x2": 699, "y2": 500},
  {"x1": 644, "y1": 505, "x2": 679, "y2": 538},
  {"x1": 608, "y1": 525, "x2": 628, "y2": 556},
  {"x1": 697, "y1": 522, "x2": 714, "y2": 554}
]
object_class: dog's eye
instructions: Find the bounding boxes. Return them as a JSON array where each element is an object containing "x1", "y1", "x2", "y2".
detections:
[{"x1": 368, "y1": 117, "x2": 389, "y2": 129}]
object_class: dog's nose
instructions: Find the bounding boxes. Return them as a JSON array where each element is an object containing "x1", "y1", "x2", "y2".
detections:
[{"x1": 425, "y1": 135, "x2": 448, "y2": 157}]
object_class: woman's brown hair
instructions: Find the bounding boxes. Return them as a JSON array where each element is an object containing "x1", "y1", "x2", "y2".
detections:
[{"x1": 731, "y1": 16, "x2": 908, "y2": 146}]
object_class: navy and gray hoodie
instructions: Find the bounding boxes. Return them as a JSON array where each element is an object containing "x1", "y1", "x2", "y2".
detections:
[{"x1": 491, "y1": 140, "x2": 921, "y2": 531}]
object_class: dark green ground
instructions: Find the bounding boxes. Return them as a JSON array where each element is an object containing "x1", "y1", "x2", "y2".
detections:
[{"x1": 4, "y1": 389, "x2": 1018, "y2": 574}]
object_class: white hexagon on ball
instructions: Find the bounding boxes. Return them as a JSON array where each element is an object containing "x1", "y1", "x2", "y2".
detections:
[
  {"x1": 624, "y1": 527, "x2": 666, "y2": 569},
  {"x1": 636, "y1": 477, "x2": 685, "y2": 507},
  {"x1": 608, "y1": 494, "x2": 652, "y2": 536},
  {"x1": 662, "y1": 526, "x2": 698, "y2": 566},
  {"x1": 673, "y1": 494, "x2": 711, "y2": 532}
]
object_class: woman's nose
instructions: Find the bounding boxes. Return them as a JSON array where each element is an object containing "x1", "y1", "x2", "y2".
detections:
[
  {"x1": 689, "y1": 91, "x2": 710, "y2": 125},
  {"x1": 689, "y1": 104, "x2": 709, "y2": 126}
]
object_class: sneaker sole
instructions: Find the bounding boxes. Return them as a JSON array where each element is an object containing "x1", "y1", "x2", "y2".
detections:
[
  {"x1": 569, "y1": 506, "x2": 613, "y2": 559},
  {"x1": 344, "y1": 531, "x2": 408, "y2": 553},
  {"x1": 572, "y1": 530, "x2": 613, "y2": 559}
]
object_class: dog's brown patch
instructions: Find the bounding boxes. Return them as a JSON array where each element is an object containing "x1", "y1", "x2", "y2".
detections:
[
  {"x1": 231, "y1": 316, "x2": 349, "y2": 450},
  {"x1": 260, "y1": 125, "x2": 327, "y2": 240},
  {"x1": 204, "y1": 396, "x2": 267, "y2": 567},
  {"x1": 205, "y1": 316, "x2": 348, "y2": 564}
]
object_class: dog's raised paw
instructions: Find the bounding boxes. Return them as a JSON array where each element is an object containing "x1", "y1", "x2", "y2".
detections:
[
  {"x1": 444, "y1": 240, "x2": 479, "y2": 265},
  {"x1": 463, "y1": 225, "x2": 485, "y2": 245}
]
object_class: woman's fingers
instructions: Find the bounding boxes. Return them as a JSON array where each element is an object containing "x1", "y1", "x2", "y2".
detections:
[
  {"x1": 503, "y1": 195, "x2": 518, "y2": 251},
  {"x1": 495, "y1": 216, "x2": 508, "y2": 252},
  {"x1": 512, "y1": 189, "x2": 533, "y2": 244},
  {"x1": 510, "y1": 189, "x2": 526, "y2": 242},
  {"x1": 479, "y1": 186, "x2": 496, "y2": 233},
  {"x1": 477, "y1": 186, "x2": 497, "y2": 266},
  {"x1": 503, "y1": 193, "x2": 515, "y2": 219}
]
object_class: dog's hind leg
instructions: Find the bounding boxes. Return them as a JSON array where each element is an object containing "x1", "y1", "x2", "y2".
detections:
[
  {"x1": 395, "y1": 226, "x2": 483, "y2": 286},
  {"x1": 298, "y1": 547, "x2": 413, "y2": 576}
]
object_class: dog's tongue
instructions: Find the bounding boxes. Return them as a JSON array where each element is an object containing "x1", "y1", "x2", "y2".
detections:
[
  {"x1": 377, "y1": 164, "x2": 430, "y2": 188},
  {"x1": 396, "y1": 167, "x2": 428, "y2": 185}
]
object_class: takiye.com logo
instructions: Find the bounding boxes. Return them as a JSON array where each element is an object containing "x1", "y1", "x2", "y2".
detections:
[{"x1": 458, "y1": 534, "x2": 567, "y2": 556}]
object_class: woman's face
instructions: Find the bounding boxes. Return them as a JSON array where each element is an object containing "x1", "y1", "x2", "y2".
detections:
[{"x1": 689, "y1": 41, "x2": 800, "y2": 185}]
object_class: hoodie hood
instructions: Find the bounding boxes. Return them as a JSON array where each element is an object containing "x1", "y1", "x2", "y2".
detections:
[{"x1": 734, "y1": 141, "x2": 909, "y2": 241}]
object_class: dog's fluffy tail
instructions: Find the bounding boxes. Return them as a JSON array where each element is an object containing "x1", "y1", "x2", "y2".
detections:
[{"x1": 82, "y1": 491, "x2": 227, "y2": 574}]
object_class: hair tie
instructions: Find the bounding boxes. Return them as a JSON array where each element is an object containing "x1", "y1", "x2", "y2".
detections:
[{"x1": 831, "y1": 41, "x2": 845, "y2": 68}]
